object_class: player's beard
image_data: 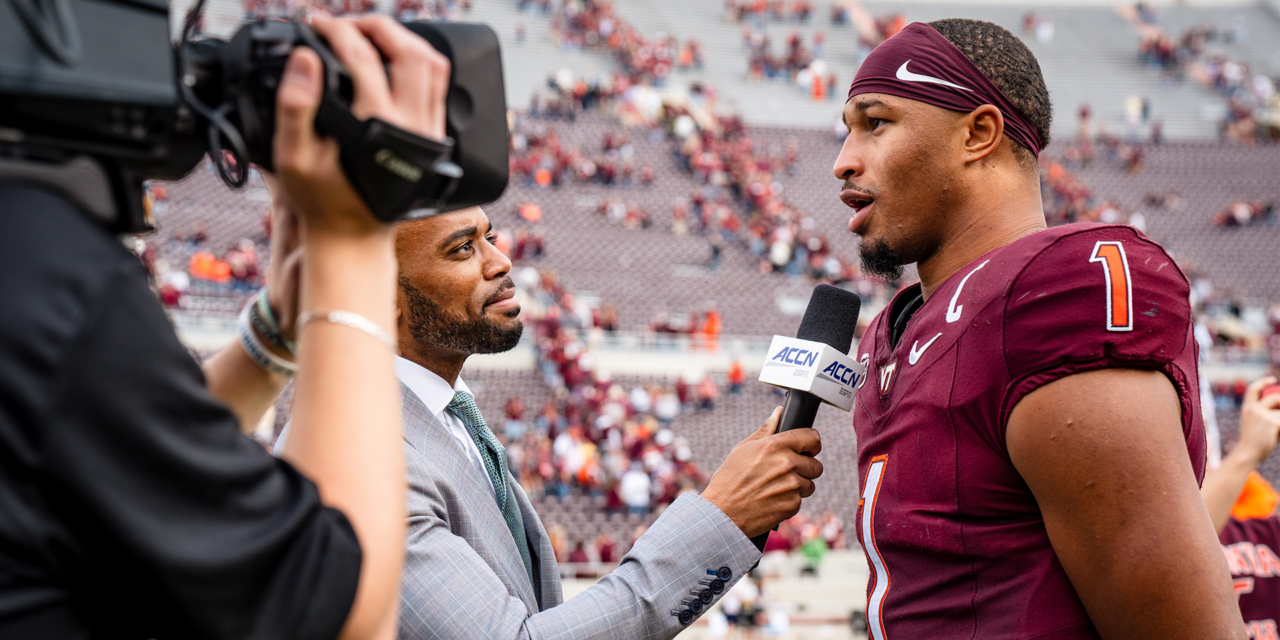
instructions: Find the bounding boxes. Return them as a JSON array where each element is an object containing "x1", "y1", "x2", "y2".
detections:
[
  {"x1": 400, "y1": 277, "x2": 524, "y2": 355},
  {"x1": 859, "y1": 238, "x2": 906, "y2": 281}
]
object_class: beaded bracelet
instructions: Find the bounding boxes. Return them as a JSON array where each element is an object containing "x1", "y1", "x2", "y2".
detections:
[
  {"x1": 250, "y1": 289, "x2": 296, "y2": 355},
  {"x1": 238, "y1": 302, "x2": 298, "y2": 376}
]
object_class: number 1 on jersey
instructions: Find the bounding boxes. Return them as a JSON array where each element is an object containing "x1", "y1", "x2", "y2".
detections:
[
  {"x1": 1089, "y1": 241, "x2": 1133, "y2": 332},
  {"x1": 861, "y1": 455, "x2": 890, "y2": 640}
]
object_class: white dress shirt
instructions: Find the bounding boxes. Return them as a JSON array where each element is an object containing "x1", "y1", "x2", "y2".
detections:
[{"x1": 393, "y1": 356, "x2": 494, "y2": 494}]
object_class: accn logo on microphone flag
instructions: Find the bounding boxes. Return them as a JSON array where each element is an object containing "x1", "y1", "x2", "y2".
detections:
[{"x1": 758, "y1": 336, "x2": 866, "y2": 412}]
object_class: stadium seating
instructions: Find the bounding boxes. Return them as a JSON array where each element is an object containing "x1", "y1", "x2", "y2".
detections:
[
  {"x1": 485, "y1": 0, "x2": 1280, "y2": 139},
  {"x1": 461, "y1": 366, "x2": 861, "y2": 542},
  {"x1": 155, "y1": 0, "x2": 1280, "y2": 556},
  {"x1": 492, "y1": 110, "x2": 868, "y2": 338},
  {"x1": 1063, "y1": 141, "x2": 1280, "y2": 304}
]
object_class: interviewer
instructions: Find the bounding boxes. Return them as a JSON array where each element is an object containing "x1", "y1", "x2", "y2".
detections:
[
  {"x1": 275, "y1": 206, "x2": 825, "y2": 638},
  {"x1": 0, "y1": 16, "x2": 441, "y2": 640}
]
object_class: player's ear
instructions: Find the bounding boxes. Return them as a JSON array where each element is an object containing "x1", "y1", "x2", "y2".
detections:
[{"x1": 962, "y1": 104, "x2": 1004, "y2": 165}]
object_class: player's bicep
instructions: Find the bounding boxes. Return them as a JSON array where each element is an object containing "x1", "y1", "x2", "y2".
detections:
[{"x1": 1006, "y1": 368, "x2": 1243, "y2": 640}]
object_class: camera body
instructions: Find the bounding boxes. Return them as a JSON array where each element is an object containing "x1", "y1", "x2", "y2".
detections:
[
  {"x1": 0, "y1": 0, "x2": 191, "y2": 231},
  {"x1": 0, "y1": 0, "x2": 509, "y2": 232}
]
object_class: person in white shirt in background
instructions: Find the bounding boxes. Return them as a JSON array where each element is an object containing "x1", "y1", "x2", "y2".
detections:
[{"x1": 620, "y1": 462, "x2": 653, "y2": 517}]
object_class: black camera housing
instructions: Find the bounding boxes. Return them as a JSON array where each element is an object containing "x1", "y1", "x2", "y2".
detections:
[{"x1": 0, "y1": 0, "x2": 509, "y2": 231}]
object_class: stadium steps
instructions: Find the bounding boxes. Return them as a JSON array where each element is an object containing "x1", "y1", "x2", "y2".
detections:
[{"x1": 179, "y1": 0, "x2": 1276, "y2": 138}]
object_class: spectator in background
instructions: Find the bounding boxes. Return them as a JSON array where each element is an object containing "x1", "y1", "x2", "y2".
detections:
[
  {"x1": 799, "y1": 523, "x2": 827, "y2": 577},
  {"x1": 503, "y1": 396, "x2": 528, "y2": 442},
  {"x1": 621, "y1": 461, "x2": 652, "y2": 516},
  {"x1": 595, "y1": 532, "x2": 617, "y2": 563},
  {"x1": 696, "y1": 376, "x2": 719, "y2": 412},
  {"x1": 654, "y1": 389, "x2": 680, "y2": 426},
  {"x1": 569, "y1": 539, "x2": 592, "y2": 578},
  {"x1": 547, "y1": 523, "x2": 570, "y2": 563},
  {"x1": 728, "y1": 359, "x2": 747, "y2": 394},
  {"x1": 1201, "y1": 378, "x2": 1280, "y2": 635}
]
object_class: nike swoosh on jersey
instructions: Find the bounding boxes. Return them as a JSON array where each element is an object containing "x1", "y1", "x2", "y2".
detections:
[
  {"x1": 895, "y1": 61, "x2": 973, "y2": 92},
  {"x1": 908, "y1": 332, "x2": 943, "y2": 365},
  {"x1": 946, "y1": 260, "x2": 991, "y2": 323}
]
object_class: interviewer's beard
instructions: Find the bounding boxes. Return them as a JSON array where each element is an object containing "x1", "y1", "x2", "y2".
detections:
[
  {"x1": 401, "y1": 277, "x2": 524, "y2": 355},
  {"x1": 859, "y1": 239, "x2": 906, "y2": 281}
]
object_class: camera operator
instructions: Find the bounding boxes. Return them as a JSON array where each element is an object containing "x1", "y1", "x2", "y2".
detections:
[{"x1": 0, "y1": 15, "x2": 444, "y2": 640}]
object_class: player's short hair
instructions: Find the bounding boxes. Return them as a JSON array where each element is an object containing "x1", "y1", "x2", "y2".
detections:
[{"x1": 928, "y1": 18, "x2": 1052, "y2": 169}]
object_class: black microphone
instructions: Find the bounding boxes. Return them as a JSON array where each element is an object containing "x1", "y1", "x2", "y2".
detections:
[
  {"x1": 750, "y1": 284, "x2": 861, "y2": 551},
  {"x1": 777, "y1": 284, "x2": 862, "y2": 433}
]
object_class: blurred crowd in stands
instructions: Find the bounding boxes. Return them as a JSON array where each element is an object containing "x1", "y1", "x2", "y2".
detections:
[
  {"x1": 1020, "y1": 11, "x2": 1056, "y2": 44},
  {"x1": 509, "y1": 116, "x2": 657, "y2": 189},
  {"x1": 671, "y1": 114, "x2": 870, "y2": 288},
  {"x1": 141, "y1": 177, "x2": 270, "y2": 312},
  {"x1": 500, "y1": 269, "x2": 733, "y2": 517},
  {"x1": 724, "y1": 0, "x2": 816, "y2": 25},
  {"x1": 1129, "y1": 3, "x2": 1279, "y2": 143},
  {"x1": 1213, "y1": 200, "x2": 1277, "y2": 228},
  {"x1": 1039, "y1": 161, "x2": 1144, "y2": 230},
  {"x1": 526, "y1": 70, "x2": 629, "y2": 122},
  {"x1": 544, "y1": 506, "x2": 848, "y2": 573},
  {"x1": 516, "y1": 67, "x2": 891, "y2": 296},
  {"x1": 762, "y1": 510, "x2": 847, "y2": 564},
  {"x1": 543, "y1": 0, "x2": 698, "y2": 85},
  {"x1": 741, "y1": 28, "x2": 838, "y2": 102},
  {"x1": 243, "y1": 0, "x2": 468, "y2": 20}
]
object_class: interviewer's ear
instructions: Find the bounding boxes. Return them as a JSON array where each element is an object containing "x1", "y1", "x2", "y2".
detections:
[{"x1": 962, "y1": 104, "x2": 1004, "y2": 164}]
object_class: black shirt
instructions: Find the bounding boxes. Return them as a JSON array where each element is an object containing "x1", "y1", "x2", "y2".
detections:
[{"x1": 0, "y1": 184, "x2": 361, "y2": 640}]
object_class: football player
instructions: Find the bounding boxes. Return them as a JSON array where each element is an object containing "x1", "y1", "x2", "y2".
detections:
[
  {"x1": 1202, "y1": 378, "x2": 1280, "y2": 638},
  {"x1": 835, "y1": 18, "x2": 1243, "y2": 639}
]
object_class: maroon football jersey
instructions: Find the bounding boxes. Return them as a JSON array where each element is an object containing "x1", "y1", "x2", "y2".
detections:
[
  {"x1": 852, "y1": 224, "x2": 1207, "y2": 639},
  {"x1": 1221, "y1": 517, "x2": 1280, "y2": 640}
]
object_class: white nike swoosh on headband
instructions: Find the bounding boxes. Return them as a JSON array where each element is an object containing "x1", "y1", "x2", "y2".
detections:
[{"x1": 895, "y1": 61, "x2": 973, "y2": 92}]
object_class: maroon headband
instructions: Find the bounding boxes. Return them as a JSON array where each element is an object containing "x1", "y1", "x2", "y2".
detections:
[{"x1": 847, "y1": 22, "x2": 1043, "y2": 156}]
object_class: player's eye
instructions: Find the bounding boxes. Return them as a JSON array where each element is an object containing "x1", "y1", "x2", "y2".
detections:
[
  {"x1": 454, "y1": 241, "x2": 474, "y2": 255},
  {"x1": 868, "y1": 118, "x2": 888, "y2": 131},
  {"x1": 485, "y1": 234, "x2": 498, "y2": 245}
]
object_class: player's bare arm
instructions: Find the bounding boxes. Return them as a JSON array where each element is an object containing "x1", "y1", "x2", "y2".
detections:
[{"x1": 1008, "y1": 368, "x2": 1245, "y2": 639}]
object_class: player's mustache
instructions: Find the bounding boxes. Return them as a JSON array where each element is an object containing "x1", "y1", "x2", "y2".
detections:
[{"x1": 840, "y1": 180, "x2": 877, "y2": 199}]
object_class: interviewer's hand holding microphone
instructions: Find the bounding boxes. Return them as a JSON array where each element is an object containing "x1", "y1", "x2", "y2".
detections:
[
  {"x1": 703, "y1": 285, "x2": 863, "y2": 542},
  {"x1": 272, "y1": 16, "x2": 448, "y2": 640},
  {"x1": 701, "y1": 407, "x2": 825, "y2": 538}
]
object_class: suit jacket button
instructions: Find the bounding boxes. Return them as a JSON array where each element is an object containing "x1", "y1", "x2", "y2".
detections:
[
  {"x1": 682, "y1": 598, "x2": 704, "y2": 614},
  {"x1": 717, "y1": 566, "x2": 732, "y2": 581},
  {"x1": 678, "y1": 609, "x2": 694, "y2": 625}
]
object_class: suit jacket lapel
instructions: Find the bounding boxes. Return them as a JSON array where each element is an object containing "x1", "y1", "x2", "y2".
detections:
[
  {"x1": 399, "y1": 382, "x2": 540, "y2": 612},
  {"x1": 512, "y1": 481, "x2": 562, "y2": 609}
]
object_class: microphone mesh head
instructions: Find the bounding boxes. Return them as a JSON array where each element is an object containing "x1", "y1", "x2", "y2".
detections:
[{"x1": 796, "y1": 284, "x2": 862, "y2": 353}]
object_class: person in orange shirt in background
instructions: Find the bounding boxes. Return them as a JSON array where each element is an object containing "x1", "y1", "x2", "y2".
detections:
[
  {"x1": 699, "y1": 305, "x2": 722, "y2": 352},
  {"x1": 728, "y1": 359, "x2": 747, "y2": 395},
  {"x1": 1202, "y1": 377, "x2": 1280, "y2": 637}
]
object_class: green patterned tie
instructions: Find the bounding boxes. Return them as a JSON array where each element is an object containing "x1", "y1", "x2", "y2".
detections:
[{"x1": 447, "y1": 391, "x2": 534, "y2": 586}]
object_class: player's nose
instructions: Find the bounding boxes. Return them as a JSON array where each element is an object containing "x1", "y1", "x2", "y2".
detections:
[{"x1": 832, "y1": 135, "x2": 865, "y2": 181}]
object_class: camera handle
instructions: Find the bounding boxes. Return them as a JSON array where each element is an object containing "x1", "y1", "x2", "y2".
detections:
[{"x1": 294, "y1": 23, "x2": 464, "y2": 222}]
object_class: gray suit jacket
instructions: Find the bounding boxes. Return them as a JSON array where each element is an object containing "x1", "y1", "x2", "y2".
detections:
[{"x1": 395, "y1": 382, "x2": 762, "y2": 640}]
